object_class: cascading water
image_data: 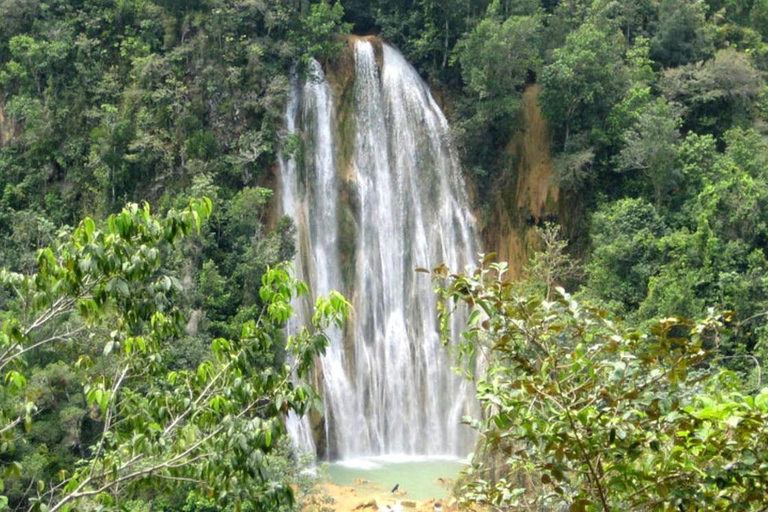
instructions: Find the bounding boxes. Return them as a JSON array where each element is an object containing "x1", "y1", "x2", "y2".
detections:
[{"x1": 281, "y1": 39, "x2": 479, "y2": 461}]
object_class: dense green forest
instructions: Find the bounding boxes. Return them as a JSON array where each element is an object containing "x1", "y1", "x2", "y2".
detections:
[{"x1": 2, "y1": 0, "x2": 768, "y2": 510}]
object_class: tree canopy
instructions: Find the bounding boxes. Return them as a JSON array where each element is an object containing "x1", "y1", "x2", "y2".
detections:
[{"x1": 1, "y1": 199, "x2": 349, "y2": 511}]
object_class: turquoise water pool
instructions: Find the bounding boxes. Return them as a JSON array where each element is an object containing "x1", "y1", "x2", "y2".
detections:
[{"x1": 326, "y1": 455, "x2": 467, "y2": 501}]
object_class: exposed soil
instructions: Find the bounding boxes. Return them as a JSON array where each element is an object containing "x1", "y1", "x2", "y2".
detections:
[
  {"x1": 314, "y1": 482, "x2": 463, "y2": 512},
  {"x1": 513, "y1": 84, "x2": 559, "y2": 218},
  {"x1": 484, "y1": 84, "x2": 560, "y2": 278}
]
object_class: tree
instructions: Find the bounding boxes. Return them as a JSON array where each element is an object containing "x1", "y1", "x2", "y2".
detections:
[
  {"x1": 451, "y1": 1, "x2": 544, "y2": 174},
  {"x1": 434, "y1": 259, "x2": 768, "y2": 511},
  {"x1": 371, "y1": 0, "x2": 481, "y2": 79},
  {"x1": 545, "y1": 0, "x2": 592, "y2": 49},
  {"x1": 586, "y1": 198, "x2": 667, "y2": 315},
  {"x1": 617, "y1": 97, "x2": 682, "y2": 206},
  {"x1": 454, "y1": 7, "x2": 543, "y2": 117},
  {"x1": 750, "y1": 0, "x2": 768, "y2": 40},
  {"x1": 650, "y1": 0, "x2": 714, "y2": 68},
  {"x1": 0, "y1": 0, "x2": 38, "y2": 44},
  {"x1": 694, "y1": 128, "x2": 768, "y2": 249},
  {"x1": 604, "y1": 38, "x2": 655, "y2": 150},
  {"x1": 586, "y1": 127, "x2": 768, "y2": 350},
  {"x1": 540, "y1": 23, "x2": 627, "y2": 150},
  {"x1": 0, "y1": 199, "x2": 349, "y2": 511},
  {"x1": 661, "y1": 49, "x2": 763, "y2": 136},
  {"x1": 294, "y1": 1, "x2": 350, "y2": 64},
  {"x1": 524, "y1": 222, "x2": 579, "y2": 300}
]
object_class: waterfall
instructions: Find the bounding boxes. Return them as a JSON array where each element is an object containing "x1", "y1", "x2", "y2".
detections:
[{"x1": 281, "y1": 40, "x2": 479, "y2": 460}]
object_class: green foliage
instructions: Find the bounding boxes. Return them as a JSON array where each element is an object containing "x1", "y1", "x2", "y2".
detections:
[
  {"x1": 0, "y1": 0, "x2": 348, "y2": 231},
  {"x1": 651, "y1": 0, "x2": 715, "y2": 67},
  {"x1": 661, "y1": 49, "x2": 763, "y2": 136},
  {"x1": 540, "y1": 22, "x2": 627, "y2": 152},
  {"x1": 295, "y1": 1, "x2": 351, "y2": 64},
  {"x1": 455, "y1": 7, "x2": 542, "y2": 111},
  {"x1": 587, "y1": 127, "x2": 768, "y2": 364},
  {"x1": 450, "y1": 2, "x2": 544, "y2": 192},
  {"x1": 2, "y1": 1, "x2": 768, "y2": 507},
  {"x1": 587, "y1": 198, "x2": 668, "y2": 315},
  {"x1": 436, "y1": 259, "x2": 768, "y2": 511},
  {"x1": 0, "y1": 199, "x2": 350, "y2": 511},
  {"x1": 604, "y1": 38, "x2": 655, "y2": 147},
  {"x1": 524, "y1": 222, "x2": 579, "y2": 299},
  {"x1": 372, "y1": 0, "x2": 487, "y2": 80},
  {"x1": 616, "y1": 97, "x2": 682, "y2": 206},
  {"x1": 696, "y1": 128, "x2": 768, "y2": 247}
]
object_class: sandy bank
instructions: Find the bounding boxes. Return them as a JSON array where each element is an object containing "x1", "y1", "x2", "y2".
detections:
[{"x1": 311, "y1": 482, "x2": 463, "y2": 512}]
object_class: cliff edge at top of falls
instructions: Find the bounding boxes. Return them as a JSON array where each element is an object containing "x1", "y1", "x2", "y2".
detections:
[{"x1": 326, "y1": 35, "x2": 385, "y2": 89}]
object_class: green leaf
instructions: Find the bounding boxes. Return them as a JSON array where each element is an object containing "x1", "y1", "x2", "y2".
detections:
[{"x1": 84, "y1": 218, "x2": 95, "y2": 240}]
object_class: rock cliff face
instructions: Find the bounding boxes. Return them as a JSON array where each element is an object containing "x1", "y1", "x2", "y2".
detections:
[{"x1": 483, "y1": 84, "x2": 564, "y2": 278}]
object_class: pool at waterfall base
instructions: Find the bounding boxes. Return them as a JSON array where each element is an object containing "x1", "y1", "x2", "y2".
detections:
[{"x1": 325, "y1": 455, "x2": 468, "y2": 503}]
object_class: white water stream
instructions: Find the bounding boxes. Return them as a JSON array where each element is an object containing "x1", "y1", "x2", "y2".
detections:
[{"x1": 281, "y1": 41, "x2": 479, "y2": 460}]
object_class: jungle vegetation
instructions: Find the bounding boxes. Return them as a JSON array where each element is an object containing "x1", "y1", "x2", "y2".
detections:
[{"x1": 2, "y1": 0, "x2": 768, "y2": 510}]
